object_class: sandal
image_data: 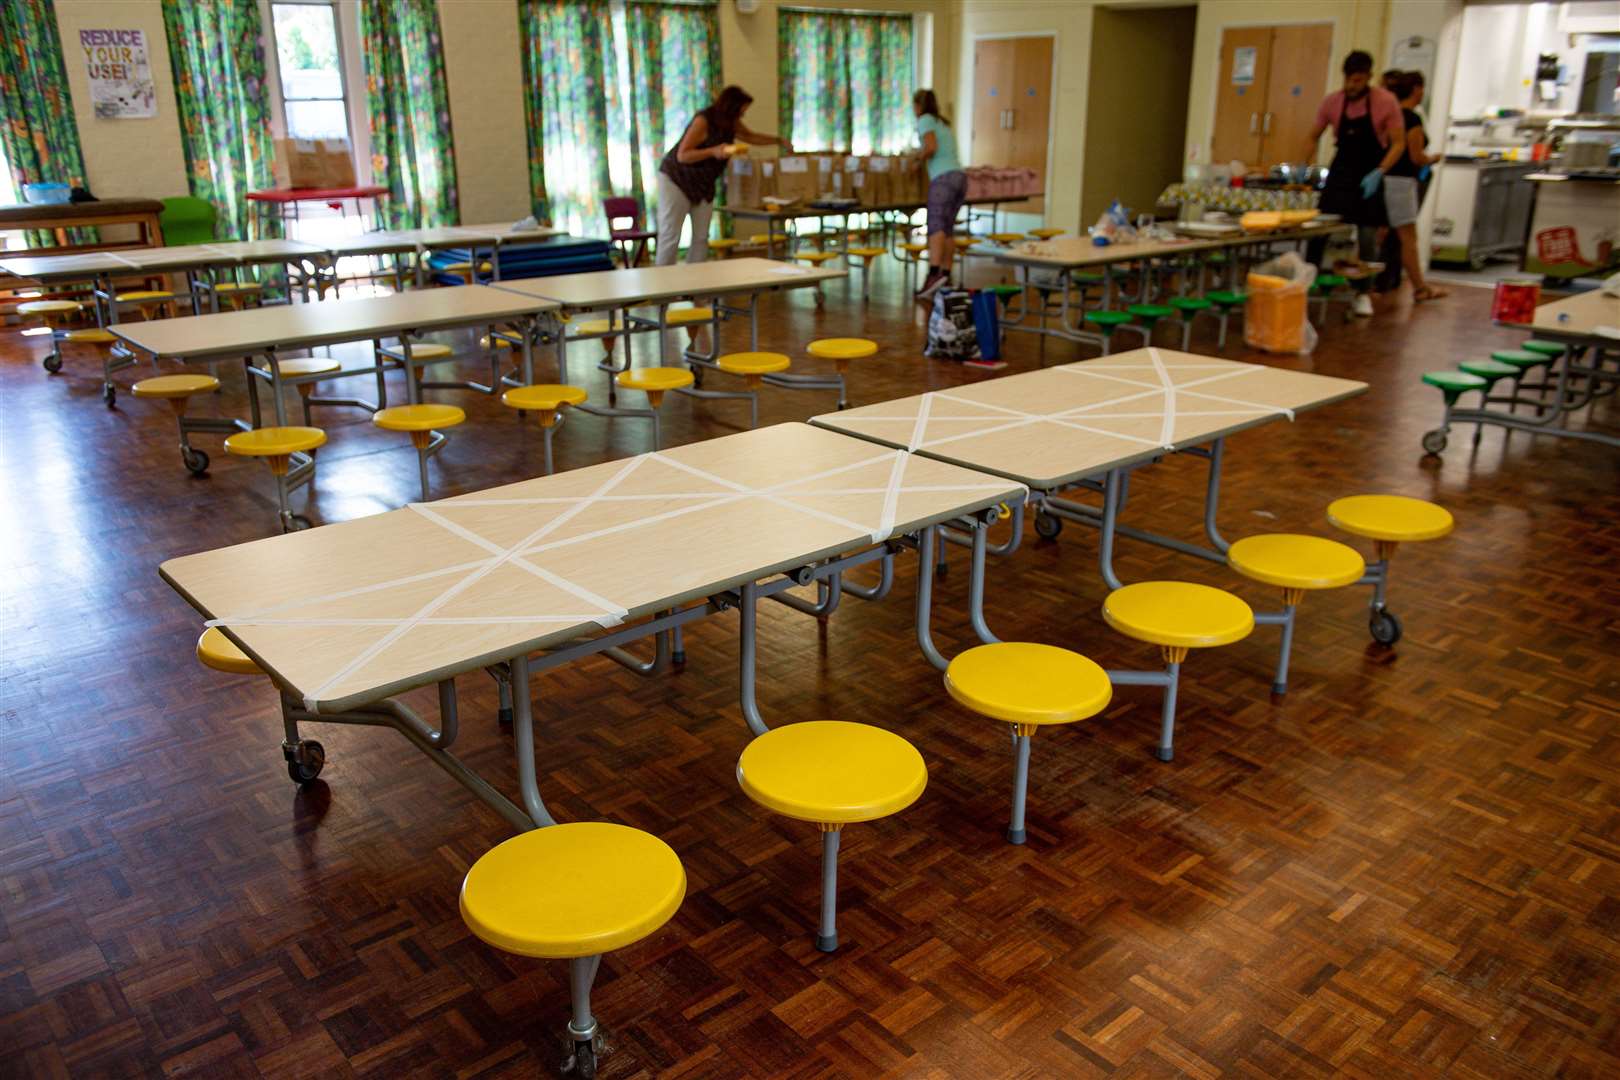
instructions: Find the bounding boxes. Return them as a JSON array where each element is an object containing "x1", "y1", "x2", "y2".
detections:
[{"x1": 1414, "y1": 285, "x2": 1449, "y2": 302}]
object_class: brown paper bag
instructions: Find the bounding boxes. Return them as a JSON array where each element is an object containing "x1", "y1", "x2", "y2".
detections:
[{"x1": 775, "y1": 155, "x2": 816, "y2": 203}]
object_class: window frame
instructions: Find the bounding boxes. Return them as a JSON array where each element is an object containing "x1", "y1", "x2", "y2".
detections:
[{"x1": 266, "y1": 0, "x2": 353, "y2": 144}]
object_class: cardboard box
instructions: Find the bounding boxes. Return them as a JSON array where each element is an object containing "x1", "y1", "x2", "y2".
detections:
[
  {"x1": 726, "y1": 157, "x2": 759, "y2": 208},
  {"x1": 775, "y1": 155, "x2": 816, "y2": 203},
  {"x1": 897, "y1": 157, "x2": 928, "y2": 205},
  {"x1": 813, "y1": 154, "x2": 838, "y2": 198},
  {"x1": 866, "y1": 155, "x2": 895, "y2": 206},
  {"x1": 276, "y1": 137, "x2": 356, "y2": 190},
  {"x1": 758, "y1": 160, "x2": 778, "y2": 201}
]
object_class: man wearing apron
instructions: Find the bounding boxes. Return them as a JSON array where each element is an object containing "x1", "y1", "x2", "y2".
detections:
[{"x1": 1302, "y1": 51, "x2": 1405, "y2": 317}]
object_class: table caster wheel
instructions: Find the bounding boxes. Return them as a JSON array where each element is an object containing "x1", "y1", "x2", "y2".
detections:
[
  {"x1": 565, "y1": 1032, "x2": 606, "y2": 1078},
  {"x1": 43, "y1": 354, "x2": 63, "y2": 374},
  {"x1": 1034, "y1": 511, "x2": 1062, "y2": 540},
  {"x1": 1369, "y1": 609, "x2": 1402, "y2": 647},
  {"x1": 103, "y1": 383, "x2": 116, "y2": 408},
  {"x1": 284, "y1": 740, "x2": 325, "y2": 785},
  {"x1": 182, "y1": 447, "x2": 210, "y2": 475},
  {"x1": 282, "y1": 513, "x2": 314, "y2": 533},
  {"x1": 1420, "y1": 429, "x2": 1447, "y2": 455}
]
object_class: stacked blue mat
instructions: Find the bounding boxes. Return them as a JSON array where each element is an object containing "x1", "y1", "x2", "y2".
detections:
[{"x1": 425, "y1": 234, "x2": 616, "y2": 285}]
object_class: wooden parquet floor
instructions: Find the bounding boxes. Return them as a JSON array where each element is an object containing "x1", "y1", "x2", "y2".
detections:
[{"x1": 2, "y1": 257, "x2": 1618, "y2": 1079}]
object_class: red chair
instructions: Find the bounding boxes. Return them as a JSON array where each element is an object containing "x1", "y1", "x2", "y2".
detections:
[{"x1": 603, "y1": 196, "x2": 657, "y2": 268}]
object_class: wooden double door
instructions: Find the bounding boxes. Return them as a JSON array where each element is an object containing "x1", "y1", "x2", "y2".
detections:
[
  {"x1": 1211, "y1": 24, "x2": 1333, "y2": 169},
  {"x1": 971, "y1": 36, "x2": 1053, "y2": 211}
]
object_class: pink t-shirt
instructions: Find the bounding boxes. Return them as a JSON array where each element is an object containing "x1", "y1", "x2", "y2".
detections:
[{"x1": 1314, "y1": 87, "x2": 1403, "y2": 146}]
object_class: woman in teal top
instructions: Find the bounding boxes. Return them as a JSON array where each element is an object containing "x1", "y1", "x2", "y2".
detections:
[{"x1": 912, "y1": 89, "x2": 964, "y2": 299}]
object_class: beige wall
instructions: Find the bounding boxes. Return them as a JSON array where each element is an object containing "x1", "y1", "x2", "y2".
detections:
[
  {"x1": 956, "y1": 0, "x2": 1097, "y2": 233},
  {"x1": 1082, "y1": 6, "x2": 1196, "y2": 225},
  {"x1": 718, "y1": 0, "x2": 958, "y2": 142},
  {"x1": 53, "y1": 0, "x2": 190, "y2": 202},
  {"x1": 437, "y1": 0, "x2": 530, "y2": 222}
]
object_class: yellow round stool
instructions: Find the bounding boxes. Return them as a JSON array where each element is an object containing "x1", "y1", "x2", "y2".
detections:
[
  {"x1": 438, "y1": 259, "x2": 492, "y2": 285},
  {"x1": 373, "y1": 403, "x2": 466, "y2": 501},
  {"x1": 461, "y1": 822, "x2": 685, "y2": 1078},
  {"x1": 707, "y1": 237, "x2": 740, "y2": 259},
  {"x1": 196, "y1": 627, "x2": 261, "y2": 675},
  {"x1": 195, "y1": 628, "x2": 325, "y2": 782},
  {"x1": 662, "y1": 306, "x2": 713, "y2": 327},
  {"x1": 569, "y1": 316, "x2": 625, "y2": 368},
  {"x1": 615, "y1": 367, "x2": 694, "y2": 450},
  {"x1": 223, "y1": 426, "x2": 327, "y2": 532},
  {"x1": 1227, "y1": 534, "x2": 1366, "y2": 694},
  {"x1": 945, "y1": 643, "x2": 1112, "y2": 844},
  {"x1": 1326, "y1": 494, "x2": 1453, "y2": 646},
  {"x1": 260, "y1": 356, "x2": 343, "y2": 425},
  {"x1": 897, "y1": 241, "x2": 930, "y2": 290},
  {"x1": 133, "y1": 373, "x2": 223, "y2": 475},
  {"x1": 115, "y1": 289, "x2": 175, "y2": 320},
  {"x1": 502, "y1": 384, "x2": 589, "y2": 474},
  {"x1": 988, "y1": 232, "x2": 1026, "y2": 246},
  {"x1": 19, "y1": 299, "x2": 84, "y2": 373},
  {"x1": 479, "y1": 333, "x2": 518, "y2": 350},
  {"x1": 1102, "y1": 581, "x2": 1254, "y2": 761},
  {"x1": 56, "y1": 326, "x2": 118, "y2": 379},
  {"x1": 737, "y1": 720, "x2": 926, "y2": 952},
  {"x1": 1028, "y1": 227, "x2": 1065, "y2": 240},
  {"x1": 707, "y1": 352, "x2": 789, "y2": 428},
  {"x1": 844, "y1": 246, "x2": 886, "y2": 300},
  {"x1": 806, "y1": 338, "x2": 875, "y2": 410},
  {"x1": 213, "y1": 281, "x2": 263, "y2": 310}
]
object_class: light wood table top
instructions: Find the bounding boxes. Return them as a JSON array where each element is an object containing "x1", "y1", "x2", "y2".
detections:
[
  {"x1": 490, "y1": 257, "x2": 844, "y2": 312},
  {"x1": 326, "y1": 222, "x2": 567, "y2": 258},
  {"x1": 1, "y1": 240, "x2": 326, "y2": 282},
  {"x1": 994, "y1": 222, "x2": 1349, "y2": 270},
  {"x1": 0, "y1": 250, "x2": 133, "y2": 283},
  {"x1": 111, "y1": 285, "x2": 555, "y2": 359},
  {"x1": 161, "y1": 422, "x2": 1024, "y2": 712},
  {"x1": 1514, "y1": 289, "x2": 1620, "y2": 342},
  {"x1": 812, "y1": 348, "x2": 1367, "y2": 489}
]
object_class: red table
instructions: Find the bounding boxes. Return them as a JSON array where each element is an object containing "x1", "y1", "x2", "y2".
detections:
[{"x1": 246, "y1": 185, "x2": 388, "y2": 229}]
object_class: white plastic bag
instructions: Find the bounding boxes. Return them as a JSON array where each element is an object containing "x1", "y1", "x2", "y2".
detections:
[{"x1": 1244, "y1": 251, "x2": 1318, "y2": 354}]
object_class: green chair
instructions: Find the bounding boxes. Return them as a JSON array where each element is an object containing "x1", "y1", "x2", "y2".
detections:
[
  {"x1": 1168, "y1": 296, "x2": 1214, "y2": 351},
  {"x1": 1419, "y1": 370, "x2": 1488, "y2": 454},
  {"x1": 1207, "y1": 290, "x2": 1246, "y2": 350},
  {"x1": 159, "y1": 196, "x2": 216, "y2": 246},
  {"x1": 1127, "y1": 303, "x2": 1174, "y2": 345},
  {"x1": 1458, "y1": 359, "x2": 1518, "y2": 446},
  {"x1": 1084, "y1": 310, "x2": 1134, "y2": 355}
]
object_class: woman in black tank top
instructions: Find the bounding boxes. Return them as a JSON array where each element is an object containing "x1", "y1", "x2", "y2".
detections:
[{"x1": 655, "y1": 85, "x2": 790, "y2": 267}]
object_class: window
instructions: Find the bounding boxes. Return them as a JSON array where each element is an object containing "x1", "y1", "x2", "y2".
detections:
[
  {"x1": 778, "y1": 9, "x2": 915, "y2": 155},
  {"x1": 271, "y1": 1, "x2": 350, "y2": 140}
]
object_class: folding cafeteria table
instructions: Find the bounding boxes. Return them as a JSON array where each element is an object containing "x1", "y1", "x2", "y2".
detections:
[
  {"x1": 723, "y1": 194, "x2": 1040, "y2": 254},
  {"x1": 160, "y1": 422, "x2": 1024, "y2": 830},
  {"x1": 992, "y1": 223, "x2": 1351, "y2": 350},
  {"x1": 490, "y1": 257, "x2": 846, "y2": 410},
  {"x1": 1436, "y1": 287, "x2": 1620, "y2": 452},
  {"x1": 320, "y1": 221, "x2": 568, "y2": 290},
  {"x1": 109, "y1": 285, "x2": 557, "y2": 413},
  {"x1": 811, "y1": 346, "x2": 1366, "y2": 598}
]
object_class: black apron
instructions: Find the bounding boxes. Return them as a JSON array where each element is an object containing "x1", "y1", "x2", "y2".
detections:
[{"x1": 1318, "y1": 93, "x2": 1388, "y2": 228}]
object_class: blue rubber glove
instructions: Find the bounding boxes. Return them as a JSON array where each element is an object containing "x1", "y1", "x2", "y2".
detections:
[
  {"x1": 1418, "y1": 165, "x2": 1432, "y2": 183},
  {"x1": 1359, "y1": 168, "x2": 1383, "y2": 199}
]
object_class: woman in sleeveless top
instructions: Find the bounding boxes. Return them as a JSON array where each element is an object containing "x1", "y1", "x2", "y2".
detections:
[{"x1": 657, "y1": 85, "x2": 789, "y2": 267}]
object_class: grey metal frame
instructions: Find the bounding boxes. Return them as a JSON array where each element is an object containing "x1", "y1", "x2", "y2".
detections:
[{"x1": 1423, "y1": 341, "x2": 1618, "y2": 454}]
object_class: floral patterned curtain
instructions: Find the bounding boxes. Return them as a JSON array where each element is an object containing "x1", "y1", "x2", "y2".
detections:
[
  {"x1": 519, "y1": 0, "x2": 719, "y2": 237},
  {"x1": 162, "y1": 0, "x2": 277, "y2": 241},
  {"x1": 622, "y1": 2, "x2": 721, "y2": 219},
  {"x1": 359, "y1": 0, "x2": 459, "y2": 229},
  {"x1": 0, "y1": 0, "x2": 92, "y2": 247},
  {"x1": 778, "y1": 9, "x2": 913, "y2": 155}
]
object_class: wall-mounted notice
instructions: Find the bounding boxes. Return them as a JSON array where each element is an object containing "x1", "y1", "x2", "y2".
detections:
[
  {"x1": 1232, "y1": 46, "x2": 1257, "y2": 86},
  {"x1": 80, "y1": 29, "x2": 156, "y2": 119}
]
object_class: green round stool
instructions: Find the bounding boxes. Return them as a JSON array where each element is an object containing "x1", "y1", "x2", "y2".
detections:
[
  {"x1": 1520, "y1": 339, "x2": 1564, "y2": 358},
  {"x1": 1127, "y1": 304, "x2": 1174, "y2": 345},
  {"x1": 1458, "y1": 358, "x2": 1518, "y2": 446},
  {"x1": 985, "y1": 283, "x2": 1024, "y2": 306},
  {"x1": 1420, "y1": 370, "x2": 1488, "y2": 455},
  {"x1": 1085, "y1": 310, "x2": 1133, "y2": 354},
  {"x1": 1207, "y1": 289, "x2": 1247, "y2": 350},
  {"x1": 1169, "y1": 296, "x2": 1213, "y2": 350},
  {"x1": 1492, "y1": 349, "x2": 1554, "y2": 411},
  {"x1": 1315, "y1": 273, "x2": 1347, "y2": 291}
]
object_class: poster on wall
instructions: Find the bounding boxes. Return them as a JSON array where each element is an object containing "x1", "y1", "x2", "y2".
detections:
[
  {"x1": 1232, "y1": 46, "x2": 1257, "y2": 86},
  {"x1": 79, "y1": 29, "x2": 156, "y2": 119}
]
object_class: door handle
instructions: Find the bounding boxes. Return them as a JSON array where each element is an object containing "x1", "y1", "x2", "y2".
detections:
[
  {"x1": 1263, "y1": 112, "x2": 1272, "y2": 134},
  {"x1": 1249, "y1": 113, "x2": 1259, "y2": 134}
]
